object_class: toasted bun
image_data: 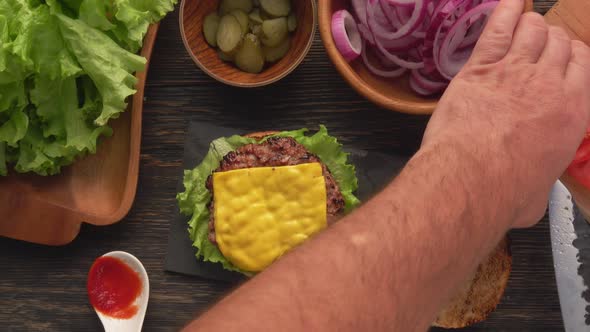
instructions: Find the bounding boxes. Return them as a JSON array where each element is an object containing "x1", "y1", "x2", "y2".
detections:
[
  {"x1": 433, "y1": 237, "x2": 512, "y2": 329},
  {"x1": 244, "y1": 131, "x2": 280, "y2": 140}
]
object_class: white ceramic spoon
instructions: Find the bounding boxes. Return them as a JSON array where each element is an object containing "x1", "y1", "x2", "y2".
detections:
[{"x1": 92, "y1": 251, "x2": 150, "y2": 332}]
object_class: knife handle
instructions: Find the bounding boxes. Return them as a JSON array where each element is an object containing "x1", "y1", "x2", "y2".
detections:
[{"x1": 544, "y1": 0, "x2": 590, "y2": 45}]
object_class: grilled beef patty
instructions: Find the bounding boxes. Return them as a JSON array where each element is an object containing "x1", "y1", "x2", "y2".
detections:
[{"x1": 206, "y1": 137, "x2": 346, "y2": 245}]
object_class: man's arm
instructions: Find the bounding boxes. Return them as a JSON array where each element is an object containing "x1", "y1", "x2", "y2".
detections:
[
  {"x1": 184, "y1": 1, "x2": 590, "y2": 331},
  {"x1": 185, "y1": 141, "x2": 512, "y2": 332}
]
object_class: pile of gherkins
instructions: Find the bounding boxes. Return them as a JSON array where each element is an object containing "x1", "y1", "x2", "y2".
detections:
[{"x1": 203, "y1": 0, "x2": 297, "y2": 73}]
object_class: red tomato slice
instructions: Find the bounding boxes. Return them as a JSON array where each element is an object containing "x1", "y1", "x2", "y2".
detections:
[
  {"x1": 572, "y1": 138, "x2": 590, "y2": 165},
  {"x1": 568, "y1": 161, "x2": 590, "y2": 189}
]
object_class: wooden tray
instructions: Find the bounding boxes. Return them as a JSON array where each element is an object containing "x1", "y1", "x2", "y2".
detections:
[{"x1": 0, "y1": 24, "x2": 159, "y2": 246}]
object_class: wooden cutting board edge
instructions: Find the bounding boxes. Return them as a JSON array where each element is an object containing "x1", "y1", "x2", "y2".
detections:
[{"x1": 544, "y1": 0, "x2": 590, "y2": 45}]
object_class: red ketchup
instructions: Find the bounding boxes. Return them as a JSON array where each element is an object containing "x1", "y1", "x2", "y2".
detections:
[{"x1": 87, "y1": 256, "x2": 142, "y2": 319}]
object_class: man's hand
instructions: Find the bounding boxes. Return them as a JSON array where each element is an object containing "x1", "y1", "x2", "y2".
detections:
[
  {"x1": 184, "y1": 2, "x2": 590, "y2": 332},
  {"x1": 423, "y1": 0, "x2": 590, "y2": 228}
]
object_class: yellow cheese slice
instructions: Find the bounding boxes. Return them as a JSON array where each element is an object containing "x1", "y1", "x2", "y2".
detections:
[{"x1": 213, "y1": 163, "x2": 327, "y2": 272}]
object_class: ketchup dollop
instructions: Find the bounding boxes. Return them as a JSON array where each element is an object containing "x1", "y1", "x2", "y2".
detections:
[{"x1": 87, "y1": 256, "x2": 142, "y2": 319}]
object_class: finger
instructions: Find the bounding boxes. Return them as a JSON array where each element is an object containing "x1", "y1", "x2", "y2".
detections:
[
  {"x1": 470, "y1": 0, "x2": 525, "y2": 65},
  {"x1": 537, "y1": 26, "x2": 572, "y2": 74},
  {"x1": 505, "y1": 12, "x2": 548, "y2": 63},
  {"x1": 565, "y1": 40, "x2": 590, "y2": 86},
  {"x1": 565, "y1": 40, "x2": 590, "y2": 118}
]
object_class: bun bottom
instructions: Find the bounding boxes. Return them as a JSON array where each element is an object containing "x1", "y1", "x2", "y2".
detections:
[{"x1": 433, "y1": 237, "x2": 512, "y2": 329}]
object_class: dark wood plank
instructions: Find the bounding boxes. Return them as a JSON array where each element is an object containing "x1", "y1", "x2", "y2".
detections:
[{"x1": 0, "y1": 1, "x2": 565, "y2": 331}]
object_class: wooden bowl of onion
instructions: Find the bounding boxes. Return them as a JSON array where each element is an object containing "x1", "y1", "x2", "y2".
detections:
[
  {"x1": 180, "y1": 0, "x2": 316, "y2": 88},
  {"x1": 319, "y1": 0, "x2": 533, "y2": 114}
]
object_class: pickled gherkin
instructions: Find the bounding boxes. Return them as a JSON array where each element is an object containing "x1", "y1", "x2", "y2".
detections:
[
  {"x1": 230, "y1": 10, "x2": 250, "y2": 34},
  {"x1": 219, "y1": 0, "x2": 253, "y2": 15},
  {"x1": 203, "y1": 13, "x2": 220, "y2": 47},
  {"x1": 218, "y1": 50, "x2": 234, "y2": 62},
  {"x1": 235, "y1": 34, "x2": 265, "y2": 73},
  {"x1": 259, "y1": 0, "x2": 290, "y2": 17},
  {"x1": 216, "y1": 15, "x2": 243, "y2": 53},
  {"x1": 261, "y1": 17, "x2": 288, "y2": 47},
  {"x1": 203, "y1": 0, "x2": 296, "y2": 73},
  {"x1": 249, "y1": 9, "x2": 264, "y2": 24},
  {"x1": 287, "y1": 13, "x2": 297, "y2": 32},
  {"x1": 263, "y1": 37, "x2": 290, "y2": 62},
  {"x1": 250, "y1": 24, "x2": 262, "y2": 37}
]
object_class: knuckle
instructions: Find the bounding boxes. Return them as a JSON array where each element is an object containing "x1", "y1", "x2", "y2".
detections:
[
  {"x1": 519, "y1": 12, "x2": 548, "y2": 31},
  {"x1": 572, "y1": 40, "x2": 590, "y2": 56},
  {"x1": 481, "y1": 24, "x2": 513, "y2": 45},
  {"x1": 548, "y1": 26, "x2": 570, "y2": 41},
  {"x1": 571, "y1": 41, "x2": 590, "y2": 69}
]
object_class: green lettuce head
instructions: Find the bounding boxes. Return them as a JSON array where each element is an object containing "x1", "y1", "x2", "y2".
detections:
[{"x1": 0, "y1": 0, "x2": 176, "y2": 176}]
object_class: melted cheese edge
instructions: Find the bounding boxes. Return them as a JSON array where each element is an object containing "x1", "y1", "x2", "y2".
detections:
[{"x1": 213, "y1": 163, "x2": 327, "y2": 272}]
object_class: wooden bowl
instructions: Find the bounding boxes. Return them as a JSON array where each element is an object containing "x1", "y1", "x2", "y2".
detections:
[
  {"x1": 0, "y1": 25, "x2": 159, "y2": 246},
  {"x1": 318, "y1": 0, "x2": 534, "y2": 114},
  {"x1": 180, "y1": 0, "x2": 316, "y2": 87}
]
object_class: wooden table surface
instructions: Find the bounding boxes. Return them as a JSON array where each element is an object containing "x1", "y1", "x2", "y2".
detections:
[{"x1": 0, "y1": 1, "x2": 563, "y2": 331}]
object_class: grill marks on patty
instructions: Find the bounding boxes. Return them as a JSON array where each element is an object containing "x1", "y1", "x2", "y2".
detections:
[{"x1": 206, "y1": 137, "x2": 346, "y2": 245}]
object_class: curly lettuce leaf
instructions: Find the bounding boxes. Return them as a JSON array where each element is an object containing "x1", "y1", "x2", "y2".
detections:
[
  {"x1": 57, "y1": 13, "x2": 146, "y2": 126},
  {"x1": 112, "y1": 0, "x2": 176, "y2": 52},
  {"x1": 75, "y1": 0, "x2": 178, "y2": 52},
  {"x1": 30, "y1": 76, "x2": 111, "y2": 151},
  {"x1": 0, "y1": 0, "x2": 175, "y2": 176},
  {"x1": 0, "y1": 81, "x2": 27, "y2": 114},
  {"x1": 0, "y1": 142, "x2": 6, "y2": 176},
  {"x1": 29, "y1": 6, "x2": 82, "y2": 80},
  {"x1": 177, "y1": 127, "x2": 361, "y2": 274},
  {"x1": 0, "y1": 106, "x2": 28, "y2": 147},
  {"x1": 78, "y1": 0, "x2": 116, "y2": 31}
]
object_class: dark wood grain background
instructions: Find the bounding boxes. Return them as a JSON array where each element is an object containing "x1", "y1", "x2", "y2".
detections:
[{"x1": 0, "y1": 1, "x2": 563, "y2": 331}]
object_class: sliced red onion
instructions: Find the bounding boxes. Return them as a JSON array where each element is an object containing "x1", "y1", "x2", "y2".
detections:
[
  {"x1": 436, "y1": 1, "x2": 498, "y2": 79},
  {"x1": 412, "y1": 31, "x2": 426, "y2": 38},
  {"x1": 380, "y1": 0, "x2": 402, "y2": 28},
  {"x1": 362, "y1": 42, "x2": 407, "y2": 78},
  {"x1": 358, "y1": 23, "x2": 376, "y2": 45},
  {"x1": 384, "y1": 0, "x2": 417, "y2": 7},
  {"x1": 409, "y1": 75, "x2": 435, "y2": 95},
  {"x1": 330, "y1": 0, "x2": 492, "y2": 96},
  {"x1": 368, "y1": 0, "x2": 427, "y2": 40},
  {"x1": 410, "y1": 69, "x2": 448, "y2": 93},
  {"x1": 458, "y1": 15, "x2": 485, "y2": 48},
  {"x1": 375, "y1": 33, "x2": 421, "y2": 51},
  {"x1": 352, "y1": 0, "x2": 368, "y2": 25},
  {"x1": 332, "y1": 10, "x2": 363, "y2": 62},
  {"x1": 422, "y1": 0, "x2": 469, "y2": 74},
  {"x1": 375, "y1": 37, "x2": 424, "y2": 69}
]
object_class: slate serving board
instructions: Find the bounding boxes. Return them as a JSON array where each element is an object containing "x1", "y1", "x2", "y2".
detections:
[{"x1": 165, "y1": 121, "x2": 409, "y2": 282}]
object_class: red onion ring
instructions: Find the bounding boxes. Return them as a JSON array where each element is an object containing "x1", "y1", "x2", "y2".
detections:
[
  {"x1": 358, "y1": 23, "x2": 376, "y2": 45},
  {"x1": 330, "y1": 0, "x2": 494, "y2": 95},
  {"x1": 436, "y1": 1, "x2": 498, "y2": 79},
  {"x1": 410, "y1": 69, "x2": 448, "y2": 93},
  {"x1": 332, "y1": 10, "x2": 363, "y2": 62},
  {"x1": 375, "y1": 37, "x2": 424, "y2": 69},
  {"x1": 384, "y1": 0, "x2": 419, "y2": 7},
  {"x1": 362, "y1": 42, "x2": 408, "y2": 78},
  {"x1": 352, "y1": 0, "x2": 369, "y2": 25},
  {"x1": 409, "y1": 75, "x2": 435, "y2": 95},
  {"x1": 368, "y1": 0, "x2": 427, "y2": 40}
]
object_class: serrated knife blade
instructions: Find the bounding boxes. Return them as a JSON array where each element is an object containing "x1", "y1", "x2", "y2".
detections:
[{"x1": 549, "y1": 181, "x2": 589, "y2": 332}]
